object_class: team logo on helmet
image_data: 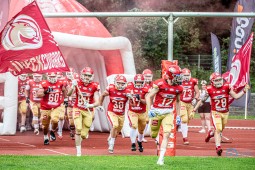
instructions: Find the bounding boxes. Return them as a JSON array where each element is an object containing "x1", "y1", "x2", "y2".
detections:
[{"x1": 1, "y1": 15, "x2": 42, "y2": 51}]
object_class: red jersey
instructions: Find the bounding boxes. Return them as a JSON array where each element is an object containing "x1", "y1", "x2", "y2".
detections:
[
  {"x1": 27, "y1": 79, "x2": 42, "y2": 103},
  {"x1": 127, "y1": 82, "x2": 149, "y2": 113},
  {"x1": 73, "y1": 81, "x2": 100, "y2": 111},
  {"x1": 40, "y1": 80, "x2": 65, "y2": 110},
  {"x1": 207, "y1": 83, "x2": 231, "y2": 113},
  {"x1": 153, "y1": 79, "x2": 183, "y2": 109},
  {"x1": 18, "y1": 78, "x2": 29, "y2": 101},
  {"x1": 180, "y1": 78, "x2": 198, "y2": 103},
  {"x1": 106, "y1": 84, "x2": 129, "y2": 115}
]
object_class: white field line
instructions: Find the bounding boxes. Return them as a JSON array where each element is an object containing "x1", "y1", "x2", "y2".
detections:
[
  {"x1": 225, "y1": 151, "x2": 254, "y2": 158},
  {"x1": 176, "y1": 144, "x2": 204, "y2": 149},
  {"x1": 189, "y1": 126, "x2": 255, "y2": 130},
  {"x1": 0, "y1": 137, "x2": 10, "y2": 141},
  {"x1": 44, "y1": 149, "x2": 70, "y2": 156},
  {"x1": 16, "y1": 142, "x2": 36, "y2": 147}
]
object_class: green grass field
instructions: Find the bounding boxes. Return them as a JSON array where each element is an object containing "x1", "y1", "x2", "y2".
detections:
[{"x1": 0, "y1": 155, "x2": 254, "y2": 170}]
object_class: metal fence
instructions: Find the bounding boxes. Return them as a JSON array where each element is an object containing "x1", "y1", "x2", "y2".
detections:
[{"x1": 176, "y1": 54, "x2": 213, "y2": 70}]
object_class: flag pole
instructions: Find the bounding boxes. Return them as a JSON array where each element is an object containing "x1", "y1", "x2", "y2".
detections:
[{"x1": 244, "y1": 89, "x2": 248, "y2": 120}]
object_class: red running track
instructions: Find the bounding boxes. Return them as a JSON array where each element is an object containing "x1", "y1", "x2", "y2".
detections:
[{"x1": 0, "y1": 119, "x2": 254, "y2": 157}]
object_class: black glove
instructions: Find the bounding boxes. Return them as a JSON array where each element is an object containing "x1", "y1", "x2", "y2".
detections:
[
  {"x1": 135, "y1": 94, "x2": 140, "y2": 100},
  {"x1": 64, "y1": 98, "x2": 68, "y2": 108},
  {"x1": 26, "y1": 97, "x2": 30, "y2": 104},
  {"x1": 44, "y1": 87, "x2": 53, "y2": 94}
]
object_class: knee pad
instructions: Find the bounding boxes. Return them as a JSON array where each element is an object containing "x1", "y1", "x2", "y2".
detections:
[
  {"x1": 181, "y1": 115, "x2": 188, "y2": 123},
  {"x1": 150, "y1": 120, "x2": 160, "y2": 138},
  {"x1": 51, "y1": 118, "x2": 59, "y2": 124}
]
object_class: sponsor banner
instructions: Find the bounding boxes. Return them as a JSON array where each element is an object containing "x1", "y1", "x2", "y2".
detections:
[
  {"x1": 211, "y1": 33, "x2": 222, "y2": 74},
  {"x1": 0, "y1": 1, "x2": 69, "y2": 75},
  {"x1": 225, "y1": 33, "x2": 253, "y2": 106},
  {"x1": 227, "y1": 0, "x2": 255, "y2": 70},
  {"x1": 0, "y1": 0, "x2": 10, "y2": 31}
]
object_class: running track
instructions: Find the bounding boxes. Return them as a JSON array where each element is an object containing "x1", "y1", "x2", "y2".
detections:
[{"x1": 0, "y1": 119, "x2": 254, "y2": 157}]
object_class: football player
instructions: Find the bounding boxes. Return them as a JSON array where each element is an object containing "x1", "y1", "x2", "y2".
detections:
[
  {"x1": 18, "y1": 74, "x2": 29, "y2": 133},
  {"x1": 68, "y1": 67, "x2": 100, "y2": 156},
  {"x1": 36, "y1": 72, "x2": 67, "y2": 145},
  {"x1": 179, "y1": 68, "x2": 200, "y2": 144},
  {"x1": 99, "y1": 74, "x2": 132, "y2": 154},
  {"x1": 127, "y1": 74, "x2": 149, "y2": 152},
  {"x1": 25, "y1": 73, "x2": 43, "y2": 135},
  {"x1": 194, "y1": 72, "x2": 250, "y2": 156},
  {"x1": 141, "y1": 69, "x2": 154, "y2": 142},
  {"x1": 146, "y1": 65, "x2": 183, "y2": 165}
]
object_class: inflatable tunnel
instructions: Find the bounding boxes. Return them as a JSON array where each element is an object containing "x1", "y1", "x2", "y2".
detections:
[{"x1": 0, "y1": 0, "x2": 136, "y2": 135}]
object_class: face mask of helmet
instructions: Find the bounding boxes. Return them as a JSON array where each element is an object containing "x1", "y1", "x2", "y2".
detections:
[
  {"x1": 80, "y1": 73, "x2": 93, "y2": 83},
  {"x1": 116, "y1": 81, "x2": 127, "y2": 90},
  {"x1": 134, "y1": 80, "x2": 144, "y2": 88},
  {"x1": 33, "y1": 75, "x2": 42, "y2": 82},
  {"x1": 182, "y1": 74, "x2": 191, "y2": 82},
  {"x1": 19, "y1": 74, "x2": 27, "y2": 81},
  {"x1": 212, "y1": 78, "x2": 223, "y2": 88},
  {"x1": 143, "y1": 74, "x2": 153, "y2": 83},
  {"x1": 47, "y1": 74, "x2": 57, "y2": 84},
  {"x1": 172, "y1": 74, "x2": 182, "y2": 85}
]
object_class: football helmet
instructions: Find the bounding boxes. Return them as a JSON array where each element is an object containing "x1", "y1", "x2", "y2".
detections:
[
  {"x1": 142, "y1": 69, "x2": 153, "y2": 83},
  {"x1": 181, "y1": 68, "x2": 191, "y2": 82},
  {"x1": 18, "y1": 74, "x2": 28, "y2": 81},
  {"x1": 80, "y1": 67, "x2": 94, "y2": 83},
  {"x1": 47, "y1": 72, "x2": 58, "y2": 84},
  {"x1": 165, "y1": 65, "x2": 182, "y2": 85},
  {"x1": 115, "y1": 74, "x2": 127, "y2": 90},
  {"x1": 56, "y1": 72, "x2": 63, "y2": 79},
  {"x1": 210, "y1": 72, "x2": 223, "y2": 88},
  {"x1": 66, "y1": 67, "x2": 76, "y2": 80},
  {"x1": 33, "y1": 73, "x2": 42, "y2": 82},
  {"x1": 134, "y1": 74, "x2": 145, "y2": 88}
]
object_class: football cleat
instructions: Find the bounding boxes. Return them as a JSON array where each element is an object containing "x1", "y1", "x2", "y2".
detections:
[
  {"x1": 20, "y1": 126, "x2": 26, "y2": 133},
  {"x1": 216, "y1": 146, "x2": 223, "y2": 156},
  {"x1": 142, "y1": 138, "x2": 148, "y2": 143},
  {"x1": 205, "y1": 130, "x2": 214, "y2": 143},
  {"x1": 50, "y1": 130, "x2": 56, "y2": 141},
  {"x1": 157, "y1": 158, "x2": 164, "y2": 166},
  {"x1": 34, "y1": 129, "x2": 39, "y2": 135},
  {"x1": 137, "y1": 141, "x2": 144, "y2": 152},
  {"x1": 131, "y1": 143, "x2": 136, "y2": 151},
  {"x1": 57, "y1": 132, "x2": 63, "y2": 140},
  {"x1": 44, "y1": 139, "x2": 49, "y2": 145},
  {"x1": 183, "y1": 138, "x2": 189, "y2": 145},
  {"x1": 108, "y1": 144, "x2": 114, "y2": 154},
  {"x1": 198, "y1": 129, "x2": 206, "y2": 133}
]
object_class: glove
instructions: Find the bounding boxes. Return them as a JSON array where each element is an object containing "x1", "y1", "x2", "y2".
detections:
[
  {"x1": 135, "y1": 94, "x2": 140, "y2": 100},
  {"x1": 126, "y1": 93, "x2": 133, "y2": 99},
  {"x1": 64, "y1": 98, "x2": 68, "y2": 108},
  {"x1": 26, "y1": 97, "x2": 30, "y2": 104},
  {"x1": 148, "y1": 109, "x2": 157, "y2": 118},
  {"x1": 176, "y1": 115, "x2": 181, "y2": 126},
  {"x1": 189, "y1": 110, "x2": 195, "y2": 119},
  {"x1": 191, "y1": 98, "x2": 197, "y2": 106},
  {"x1": 44, "y1": 87, "x2": 53, "y2": 94},
  {"x1": 84, "y1": 103, "x2": 94, "y2": 109},
  {"x1": 72, "y1": 79, "x2": 78, "y2": 88},
  {"x1": 96, "y1": 106, "x2": 105, "y2": 112}
]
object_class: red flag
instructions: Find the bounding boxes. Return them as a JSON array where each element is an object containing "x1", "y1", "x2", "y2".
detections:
[
  {"x1": 0, "y1": 1, "x2": 69, "y2": 75},
  {"x1": 225, "y1": 32, "x2": 253, "y2": 104}
]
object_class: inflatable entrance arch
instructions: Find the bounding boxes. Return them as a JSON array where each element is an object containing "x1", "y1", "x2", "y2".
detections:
[{"x1": 0, "y1": 0, "x2": 137, "y2": 135}]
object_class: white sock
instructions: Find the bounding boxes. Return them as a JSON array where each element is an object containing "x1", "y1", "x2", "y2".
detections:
[
  {"x1": 130, "y1": 128, "x2": 137, "y2": 143},
  {"x1": 58, "y1": 120, "x2": 64, "y2": 134},
  {"x1": 143, "y1": 124, "x2": 149, "y2": 136},
  {"x1": 138, "y1": 133, "x2": 143, "y2": 142},
  {"x1": 181, "y1": 123, "x2": 188, "y2": 138},
  {"x1": 159, "y1": 148, "x2": 166, "y2": 161},
  {"x1": 75, "y1": 134, "x2": 82, "y2": 146},
  {"x1": 76, "y1": 145, "x2": 81, "y2": 156},
  {"x1": 110, "y1": 138, "x2": 115, "y2": 145},
  {"x1": 206, "y1": 120, "x2": 211, "y2": 131},
  {"x1": 44, "y1": 135, "x2": 49, "y2": 140},
  {"x1": 34, "y1": 124, "x2": 39, "y2": 130}
]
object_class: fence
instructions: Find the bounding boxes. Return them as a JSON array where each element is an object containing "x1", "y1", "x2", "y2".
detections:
[{"x1": 176, "y1": 54, "x2": 213, "y2": 70}]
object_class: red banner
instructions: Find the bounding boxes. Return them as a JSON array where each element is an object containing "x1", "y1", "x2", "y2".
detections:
[
  {"x1": 0, "y1": 1, "x2": 69, "y2": 75},
  {"x1": 224, "y1": 32, "x2": 253, "y2": 104}
]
